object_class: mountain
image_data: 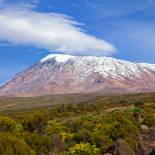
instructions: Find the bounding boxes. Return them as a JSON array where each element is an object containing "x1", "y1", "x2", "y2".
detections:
[{"x1": 0, "y1": 54, "x2": 155, "y2": 96}]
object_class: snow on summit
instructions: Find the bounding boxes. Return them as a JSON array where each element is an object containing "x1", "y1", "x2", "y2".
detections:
[
  {"x1": 41, "y1": 54, "x2": 75, "y2": 63},
  {"x1": 40, "y1": 54, "x2": 155, "y2": 78}
]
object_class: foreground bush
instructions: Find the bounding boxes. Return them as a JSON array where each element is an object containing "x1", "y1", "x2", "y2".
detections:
[
  {"x1": 0, "y1": 133, "x2": 35, "y2": 155},
  {"x1": 143, "y1": 115, "x2": 155, "y2": 127},
  {"x1": 22, "y1": 112, "x2": 47, "y2": 133},
  {"x1": 0, "y1": 115, "x2": 17, "y2": 132},
  {"x1": 67, "y1": 143, "x2": 100, "y2": 155},
  {"x1": 24, "y1": 132, "x2": 52, "y2": 155},
  {"x1": 0, "y1": 95, "x2": 154, "y2": 155}
]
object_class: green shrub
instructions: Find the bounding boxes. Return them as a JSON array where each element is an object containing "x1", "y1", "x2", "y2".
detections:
[
  {"x1": 22, "y1": 112, "x2": 47, "y2": 133},
  {"x1": 91, "y1": 128, "x2": 113, "y2": 152},
  {"x1": 108, "y1": 111, "x2": 139, "y2": 136},
  {"x1": 24, "y1": 132, "x2": 52, "y2": 155},
  {"x1": 0, "y1": 133, "x2": 35, "y2": 155},
  {"x1": 74, "y1": 128, "x2": 92, "y2": 143},
  {"x1": 119, "y1": 99, "x2": 129, "y2": 106},
  {"x1": 46, "y1": 121, "x2": 69, "y2": 135},
  {"x1": 0, "y1": 115, "x2": 17, "y2": 133},
  {"x1": 134, "y1": 100, "x2": 144, "y2": 107},
  {"x1": 143, "y1": 116, "x2": 155, "y2": 127}
]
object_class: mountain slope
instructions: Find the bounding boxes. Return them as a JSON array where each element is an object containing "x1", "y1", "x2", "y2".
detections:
[{"x1": 0, "y1": 54, "x2": 155, "y2": 96}]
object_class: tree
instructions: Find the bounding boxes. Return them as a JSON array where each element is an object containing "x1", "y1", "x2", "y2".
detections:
[{"x1": 132, "y1": 108, "x2": 143, "y2": 122}]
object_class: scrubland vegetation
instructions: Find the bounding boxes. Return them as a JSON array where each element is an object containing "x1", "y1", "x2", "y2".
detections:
[{"x1": 0, "y1": 93, "x2": 155, "y2": 154}]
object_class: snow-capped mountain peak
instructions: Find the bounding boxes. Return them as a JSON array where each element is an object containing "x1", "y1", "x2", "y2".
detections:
[
  {"x1": 41, "y1": 54, "x2": 155, "y2": 78},
  {"x1": 139, "y1": 63, "x2": 155, "y2": 72},
  {"x1": 1, "y1": 54, "x2": 155, "y2": 96},
  {"x1": 40, "y1": 54, "x2": 75, "y2": 63}
]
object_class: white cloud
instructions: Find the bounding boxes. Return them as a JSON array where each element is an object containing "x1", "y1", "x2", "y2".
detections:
[{"x1": 0, "y1": 6, "x2": 116, "y2": 55}]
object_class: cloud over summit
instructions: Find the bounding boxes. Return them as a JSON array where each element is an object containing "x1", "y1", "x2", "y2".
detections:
[{"x1": 0, "y1": 6, "x2": 116, "y2": 55}]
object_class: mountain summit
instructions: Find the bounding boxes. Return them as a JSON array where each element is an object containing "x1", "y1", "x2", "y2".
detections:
[{"x1": 0, "y1": 54, "x2": 155, "y2": 96}]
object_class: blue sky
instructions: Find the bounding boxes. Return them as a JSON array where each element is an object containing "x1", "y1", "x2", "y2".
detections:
[{"x1": 0, "y1": 0, "x2": 155, "y2": 84}]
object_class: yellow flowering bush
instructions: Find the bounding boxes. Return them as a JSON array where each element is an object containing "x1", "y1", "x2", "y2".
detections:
[
  {"x1": 59, "y1": 131, "x2": 74, "y2": 143},
  {"x1": 67, "y1": 143, "x2": 100, "y2": 155},
  {"x1": 46, "y1": 121, "x2": 69, "y2": 135},
  {"x1": 0, "y1": 115, "x2": 17, "y2": 132}
]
